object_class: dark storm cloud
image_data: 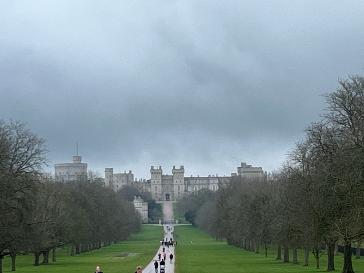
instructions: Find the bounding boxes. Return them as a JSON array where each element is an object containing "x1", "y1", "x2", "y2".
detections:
[{"x1": 1, "y1": 0, "x2": 364, "y2": 177}]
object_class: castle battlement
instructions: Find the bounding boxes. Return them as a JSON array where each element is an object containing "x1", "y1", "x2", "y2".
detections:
[{"x1": 103, "y1": 162, "x2": 264, "y2": 201}]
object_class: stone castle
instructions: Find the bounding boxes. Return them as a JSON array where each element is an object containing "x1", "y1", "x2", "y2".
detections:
[
  {"x1": 104, "y1": 163, "x2": 265, "y2": 201},
  {"x1": 53, "y1": 155, "x2": 265, "y2": 202}
]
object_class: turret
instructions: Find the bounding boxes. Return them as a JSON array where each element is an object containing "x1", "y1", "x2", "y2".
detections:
[
  {"x1": 150, "y1": 166, "x2": 163, "y2": 201},
  {"x1": 105, "y1": 168, "x2": 113, "y2": 188},
  {"x1": 73, "y1": 155, "x2": 82, "y2": 163},
  {"x1": 172, "y1": 165, "x2": 185, "y2": 199}
]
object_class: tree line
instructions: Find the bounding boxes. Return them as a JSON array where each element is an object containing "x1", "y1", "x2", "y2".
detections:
[
  {"x1": 0, "y1": 121, "x2": 141, "y2": 273},
  {"x1": 177, "y1": 76, "x2": 364, "y2": 273}
]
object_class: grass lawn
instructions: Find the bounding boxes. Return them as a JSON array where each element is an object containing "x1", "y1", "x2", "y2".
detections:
[
  {"x1": 175, "y1": 225, "x2": 364, "y2": 273},
  {"x1": 2, "y1": 225, "x2": 162, "y2": 273}
]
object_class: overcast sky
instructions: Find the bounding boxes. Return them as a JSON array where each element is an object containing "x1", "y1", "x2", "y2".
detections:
[{"x1": 1, "y1": 1, "x2": 364, "y2": 178}]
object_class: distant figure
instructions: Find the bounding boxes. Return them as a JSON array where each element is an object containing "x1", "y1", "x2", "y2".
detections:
[
  {"x1": 162, "y1": 247, "x2": 165, "y2": 253},
  {"x1": 135, "y1": 265, "x2": 143, "y2": 273},
  {"x1": 158, "y1": 253, "x2": 161, "y2": 261},
  {"x1": 95, "y1": 265, "x2": 103, "y2": 273},
  {"x1": 163, "y1": 252, "x2": 166, "y2": 261},
  {"x1": 169, "y1": 253, "x2": 174, "y2": 264},
  {"x1": 154, "y1": 260, "x2": 159, "y2": 273},
  {"x1": 160, "y1": 259, "x2": 165, "y2": 273}
]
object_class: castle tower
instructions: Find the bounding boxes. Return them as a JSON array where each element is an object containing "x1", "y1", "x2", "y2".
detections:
[
  {"x1": 150, "y1": 166, "x2": 162, "y2": 201},
  {"x1": 172, "y1": 165, "x2": 185, "y2": 200},
  {"x1": 105, "y1": 168, "x2": 114, "y2": 189}
]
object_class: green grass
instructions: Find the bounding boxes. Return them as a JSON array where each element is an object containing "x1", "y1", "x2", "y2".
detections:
[
  {"x1": 3, "y1": 225, "x2": 162, "y2": 273},
  {"x1": 175, "y1": 225, "x2": 364, "y2": 273}
]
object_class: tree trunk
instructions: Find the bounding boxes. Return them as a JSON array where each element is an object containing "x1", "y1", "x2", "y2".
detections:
[
  {"x1": 42, "y1": 251, "x2": 49, "y2": 264},
  {"x1": 255, "y1": 241, "x2": 260, "y2": 254},
  {"x1": 342, "y1": 242, "x2": 354, "y2": 273},
  {"x1": 34, "y1": 252, "x2": 40, "y2": 266},
  {"x1": 327, "y1": 241, "x2": 336, "y2": 271},
  {"x1": 264, "y1": 243, "x2": 268, "y2": 258},
  {"x1": 276, "y1": 246, "x2": 282, "y2": 260},
  {"x1": 71, "y1": 245, "x2": 75, "y2": 256},
  {"x1": 303, "y1": 247, "x2": 309, "y2": 266},
  {"x1": 283, "y1": 246, "x2": 289, "y2": 262},
  {"x1": 356, "y1": 242, "x2": 361, "y2": 259},
  {"x1": 0, "y1": 255, "x2": 3, "y2": 273},
  {"x1": 313, "y1": 247, "x2": 320, "y2": 269},
  {"x1": 316, "y1": 255, "x2": 320, "y2": 269},
  {"x1": 10, "y1": 252, "x2": 16, "y2": 271},
  {"x1": 75, "y1": 244, "x2": 80, "y2": 255},
  {"x1": 292, "y1": 248, "x2": 298, "y2": 264},
  {"x1": 52, "y1": 248, "x2": 56, "y2": 262}
]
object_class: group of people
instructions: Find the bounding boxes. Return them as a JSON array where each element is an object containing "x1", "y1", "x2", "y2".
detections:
[
  {"x1": 161, "y1": 238, "x2": 176, "y2": 248},
  {"x1": 154, "y1": 253, "x2": 174, "y2": 271},
  {"x1": 94, "y1": 225, "x2": 175, "y2": 273}
]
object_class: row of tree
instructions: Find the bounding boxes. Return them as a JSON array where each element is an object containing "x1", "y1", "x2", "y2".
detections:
[
  {"x1": 177, "y1": 76, "x2": 364, "y2": 273},
  {"x1": 0, "y1": 121, "x2": 141, "y2": 272}
]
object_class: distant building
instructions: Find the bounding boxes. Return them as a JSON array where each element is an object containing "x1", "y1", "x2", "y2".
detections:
[
  {"x1": 104, "y1": 168, "x2": 134, "y2": 191},
  {"x1": 104, "y1": 162, "x2": 264, "y2": 201},
  {"x1": 133, "y1": 196, "x2": 148, "y2": 223},
  {"x1": 234, "y1": 162, "x2": 266, "y2": 178},
  {"x1": 54, "y1": 155, "x2": 87, "y2": 183}
]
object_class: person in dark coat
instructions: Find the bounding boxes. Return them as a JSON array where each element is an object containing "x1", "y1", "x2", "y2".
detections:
[
  {"x1": 169, "y1": 253, "x2": 174, "y2": 264},
  {"x1": 154, "y1": 260, "x2": 159, "y2": 273}
]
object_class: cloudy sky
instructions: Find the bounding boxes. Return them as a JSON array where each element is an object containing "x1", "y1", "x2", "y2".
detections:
[{"x1": 1, "y1": 1, "x2": 364, "y2": 178}]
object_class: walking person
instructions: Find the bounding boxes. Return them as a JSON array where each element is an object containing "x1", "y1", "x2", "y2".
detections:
[
  {"x1": 158, "y1": 253, "x2": 161, "y2": 261},
  {"x1": 169, "y1": 253, "x2": 174, "y2": 264},
  {"x1": 95, "y1": 265, "x2": 103, "y2": 273},
  {"x1": 154, "y1": 260, "x2": 159, "y2": 273},
  {"x1": 163, "y1": 252, "x2": 166, "y2": 261},
  {"x1": 160, "y1": 259, "x2": 165, "y2": 273},
  {"x1": 135, "y1": 265, "x2": 143, "y2": 273}
]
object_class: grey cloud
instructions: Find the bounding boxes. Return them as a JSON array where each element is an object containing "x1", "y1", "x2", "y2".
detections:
[{"x1": 1, "y1": 0, "x2": 364, "y2": 177}]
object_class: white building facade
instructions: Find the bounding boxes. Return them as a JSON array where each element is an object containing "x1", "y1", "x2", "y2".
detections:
[{"x1": 54, "y1": 156, "x2": 87, "y2": 183}]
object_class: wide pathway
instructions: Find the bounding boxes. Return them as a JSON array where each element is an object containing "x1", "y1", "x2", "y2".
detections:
[
  {"x1": 162, "y1": 201, "x2": 174, "y2": 223},
  {"x1": 142, "y1": 202, "x2": 175, "y2": 273}
]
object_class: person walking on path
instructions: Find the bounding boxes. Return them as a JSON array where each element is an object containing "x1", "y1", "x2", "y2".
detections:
[
  {"x1": 158, "y1": 253, "x2": 161, "y2": 261},
  {"x1": 160, "y1": 259, "x2": 166, "y2": 273},
  {"x1": 154, "y1": 260, "x2": 159, "y2": 273},
  {"x1": 169, "y1": 253, "x2": 174, "y2": 264},
  {"x1": 95, "y1": 265, "x2": 103, "y2": 273},
  {"x1": 135, "y1": 265, "x2": 143, "y2": 273}
]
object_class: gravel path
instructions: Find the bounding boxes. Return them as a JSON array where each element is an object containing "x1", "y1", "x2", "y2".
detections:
[
  {"x1": 141, "y1": 202, "x2": 175, "y2": 273},
  {"x1": 140, "y1": 225, "x2": 175, "y2": 273}
]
